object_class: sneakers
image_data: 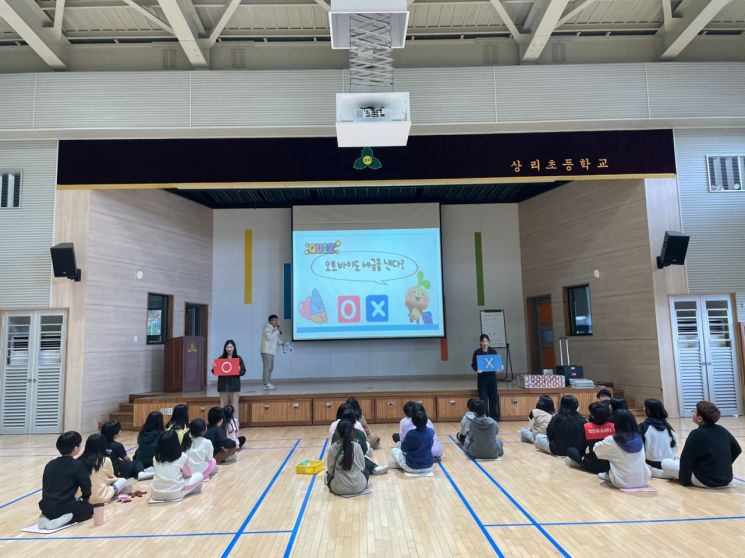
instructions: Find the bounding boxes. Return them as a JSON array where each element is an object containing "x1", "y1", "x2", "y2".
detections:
[
  {"x1": 263, "y1": 383, "x2": 277, "y2": 391},
  {"x1": 372, "y1": 465, "x2": 389, "y2": 475},
  {"x1": 38, "y1": 513, "x2": 73, "y2": 530},
  {"x1": 224, "y1": 453, "x2": 238, "y2": 463},
  {"x1": 137, "y1": 470, "x2": 155, "y2": 481},
  {"x1": 598, "y1": 472, "x2": 609, "y2": 481}
]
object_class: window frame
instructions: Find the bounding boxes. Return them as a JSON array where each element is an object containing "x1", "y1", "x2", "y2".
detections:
[
  {"x1": 565, "y1": 284, "x2": 593, "y2": 337},
  {"x1": 705, "y1": 154, "x2": 743, "y2": 193},
  {"x1": 0, "y1": 170, "x2": 23, "y2": 209},
  {"x1": 146, "y1": 293, "x2": 172, "y2": 345}
]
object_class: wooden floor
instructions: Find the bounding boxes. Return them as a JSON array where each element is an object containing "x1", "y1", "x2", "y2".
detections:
[{"x1": 1, "y1": 417, "x2": 744, "y2": 557}]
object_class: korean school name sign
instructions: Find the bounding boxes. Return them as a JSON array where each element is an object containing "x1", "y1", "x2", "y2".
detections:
[{"x1": 57, "y1": 129, "x2": 675, "y2": 188}]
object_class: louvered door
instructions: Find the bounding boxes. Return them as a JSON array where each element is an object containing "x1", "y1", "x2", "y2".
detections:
[
  {"x1": 670, "y1": 296, "x2": 742, "y2": 416},
  {"x1": 0, "y1": 311, "x2": 66, "y2": 433}
]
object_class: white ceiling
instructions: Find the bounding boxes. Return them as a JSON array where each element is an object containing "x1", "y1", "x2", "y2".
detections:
[{"x1": 0, "y1": 0, "x2": 744, "y2": 71}]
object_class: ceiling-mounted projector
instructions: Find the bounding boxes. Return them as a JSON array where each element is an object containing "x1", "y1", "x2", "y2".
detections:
[{"x1": 336, "y1": 92, "x2": 411, "y2": 147}]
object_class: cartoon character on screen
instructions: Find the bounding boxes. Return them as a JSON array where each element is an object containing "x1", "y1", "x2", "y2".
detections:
[{"x1": 404, "y1": 271, "x2": 433, "y2": 324}]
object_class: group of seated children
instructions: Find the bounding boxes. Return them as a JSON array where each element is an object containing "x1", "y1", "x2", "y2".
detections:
[
  {"x1": 456, "y1": 398, "x2": 504, "y2": 460},
  {"x1": 325, "y1": 398, "x2": 447, "y2": 495},
  {"x1": 37, "y1": 403, "x2": 245, "y2": 529},
  {"x1": 520, "y1": 388, "x2": 741, "y2": 490},
  {"x1": 326, "y1": 398, "x2": 388, "y2": 496}
]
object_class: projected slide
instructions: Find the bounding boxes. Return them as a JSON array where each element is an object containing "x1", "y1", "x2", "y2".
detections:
[{"x1": 292, "y1": 228, "x2": 444, "y2": 340}]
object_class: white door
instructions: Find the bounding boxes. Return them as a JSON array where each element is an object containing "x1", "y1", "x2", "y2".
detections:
[
  {"x1": 0, "y1": 311, "x2": 66, "y2": 434},
  {"x1": 670, "y1": 295, "x2": 742, "y2": 416}
]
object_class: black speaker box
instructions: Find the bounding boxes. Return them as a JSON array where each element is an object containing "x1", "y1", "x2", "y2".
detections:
[
  {"x1": 555, "y1": 365, "x2": 584, "y2": 386},
  {"x1": 656, "y1": 231, "x2": 689, "y2": 268},
  {"x1": 50, "y1": 243, "x2": 81, "y2": 281}
]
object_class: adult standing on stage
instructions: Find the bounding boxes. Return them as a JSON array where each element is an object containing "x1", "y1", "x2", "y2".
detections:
[
  {"x1": 261, "y1": 314, "x2": 282, "y2": 391},
  {"x1": 471, "y1": 334, "x2": 500, "y2": 421},
  {"x1": 214, "y1": 339, "x2": 246, "y2": 409}
]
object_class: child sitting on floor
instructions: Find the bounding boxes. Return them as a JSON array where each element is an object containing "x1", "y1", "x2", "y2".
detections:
[
  {"x1": 79, "y1": 433, "x2": 132, "y2": 504},
  {"x1": 519, "y1": 394, "x2": 555, "y2": 444},
  {"x1": 456, "y1": 398, "x2": 479, "y2": 445},
  {"x1": 661, "y1": 400, "x2": 741, "y2": 488},
  {"x1": 205, "y1": 407, "x2": 237, "y2": 463},
  {"x1": 186, "y1": 418, "x2": 217, "y2": 480},
  {"x1": 166, "y1": 404, "x2": 190, "y2": 444},
  {"x1": 134, "y1": 411, "x2": 164, "y2": 474},
  {"x1": 397, "y1": 402, "x2": 443, "y2": 461},
  {"x1": 389, "y1": 407, "x2": 434, "y2": 474},
  {"x1": 222, "y1": 405, "x2": 246, "y2": 450},
  {"x1": 332, "y1": 408, "x2": 388, "y2": 475},
  {"x1": 38, "y1": 431, "x2": 94, "y2": 530},
  {"x1": 326, "y1": 419, "x2": 369, "y2": 496},
  {"x1": 593, "y1": 410, "x2": 651, "y2": 489},
  {"x1": 640, "y1": 398, "x2": 678, "y2": 478},
  {"x1": 101, "y1": 420, "x2": 144, "y2": 480},
  {"x1": 346, "y1": 397, "x2": 380, "y2": 450},
  {"x1": 535, "y1": 395, "x2": 586, "y2": 457},
  {"x1": 464, "y1": 399, "x2": 504, "y2": 460},
  {"x1": 566, "y1": 402, "x2": 614, "y2": 473},
  {"x1": 151, "y1": 430, "x2": 204, "y2": 501},
  {"x1": 329, "y1": 403, "x2": 367, "y2": 441}
]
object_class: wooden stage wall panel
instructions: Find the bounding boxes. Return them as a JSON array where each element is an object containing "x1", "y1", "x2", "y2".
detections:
[{"x1": 131, "y1": 387, "x2": 609, "y2": 428}]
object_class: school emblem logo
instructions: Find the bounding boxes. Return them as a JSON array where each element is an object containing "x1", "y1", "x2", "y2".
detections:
[{"x1": 353, "y1": 147, "x2": 382, "y2": 170}]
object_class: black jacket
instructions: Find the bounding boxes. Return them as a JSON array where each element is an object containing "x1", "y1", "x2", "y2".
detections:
[
  {"x1": 679, "y1": 424, "x2": 741, "y2": 487},
  {"x1": 546, "y1": 412, "x2": 587, "y2": 456},
  {"x1": 205, "y1": 424, "x2": 237, "y2": 456},
  {"x1": 39, "y1": 456, "x2": 91, "y2": 515}
]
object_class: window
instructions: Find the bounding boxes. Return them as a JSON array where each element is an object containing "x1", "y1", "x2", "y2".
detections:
[
  {"x1": 0, "y1": 172, "x2": 21, "y2": 208},
  {"x1": 146, "y1": 294, "x2": 171, "y2": 345},
  {"x1": 706, "y1": 155, "x2": 742, "y2": 192},
  {"x1": 566, "y1": 285, "x2": 592, "y2": 336}
]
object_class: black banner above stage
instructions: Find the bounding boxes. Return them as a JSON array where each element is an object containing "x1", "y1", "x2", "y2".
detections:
[{"x1": 57, "y1": 129, "x2": 675, "y2": 188}]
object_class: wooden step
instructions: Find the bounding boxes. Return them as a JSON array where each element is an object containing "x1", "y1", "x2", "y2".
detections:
[
  {"x1": 119, "y1": 403, "x2": 134, "y2": 413},
  {"x1": 110, "y1": 411, "x2": 133, "y2": 423}
]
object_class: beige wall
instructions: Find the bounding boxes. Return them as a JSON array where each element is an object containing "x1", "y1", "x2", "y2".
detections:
[
  {"x1": 53, "y1": 189, "x2": 213, "y2": 432},
  {"x1": 519, "y1": 178, "x2": 685, "y2": 414}
]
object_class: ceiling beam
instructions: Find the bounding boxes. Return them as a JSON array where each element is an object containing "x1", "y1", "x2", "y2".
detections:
[
  {"x1": 157, "y1": 0, "x2": 209, "y2": 67},
  {"x1": 660, "y1": 0, "x2": 672, "y2": 32},
  {"x1": 206, "y1": 0, "x2": 240, "y2": 46},
  {"x1": 660, "y1": 0, "x2": 732, "y2": 60},
  {"x1": 53, "y1": 0, "x2": 65, "y2": 40},
  {"x1": 488, "y1": 0, "x2": 521, "y2": 42},
  {"x1": 522, "y1": 0, "x2": 570, "y2": 62},
  {"x1": 0, "y1": 0, "x2": 69, "y2": 68},
  {"x1": 121, "y1": 0, "x2": 173, "y2": 33}
]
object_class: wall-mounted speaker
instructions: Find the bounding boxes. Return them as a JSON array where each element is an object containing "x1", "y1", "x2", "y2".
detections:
[
  {"x1": 656, "y1": 231, "x2": 689, "y2": 269},
  {"x1": 50, "y1": 243, "x2": 82, "y2": 282}
]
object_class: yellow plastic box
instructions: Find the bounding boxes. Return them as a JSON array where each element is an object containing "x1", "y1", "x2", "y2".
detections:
[{"x1": 295, "y1": 459, "x2": 324, "y2": 474}]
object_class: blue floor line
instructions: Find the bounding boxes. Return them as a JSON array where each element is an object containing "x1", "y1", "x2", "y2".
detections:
[
  {"x1": 0, "y1": 488, "x2": 42, "y2": 510},
  {"x1": 245, "y1": 530, "x2": 293, "y2": 535},
  {"x1": 220, "y1": 439, "x2": 300, "y2": 558},
  {"x1": 282, "y1": 438, "x2": 330, "y2": 558},
  {"x1": 0, "y1": 531, "x2": 235, "y2": 542},
  {"x1": 448, "y1": 435, "x2": 571, "y2": 558},
  {"x1": 543, "y1": 515, "x2": 745, "y2": 527},
  {"x1": 437, "y1": 461, "x2": 505, "y2": 557}
]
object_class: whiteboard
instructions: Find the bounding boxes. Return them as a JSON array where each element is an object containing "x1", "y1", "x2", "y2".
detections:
[{"x1": 479, "y1": 309, "x2": 507, "y2": 348}]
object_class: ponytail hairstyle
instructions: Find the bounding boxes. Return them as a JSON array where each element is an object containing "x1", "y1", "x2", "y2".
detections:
[
  {"x1": 336, "y1": 419, "x2": 355, "y2": 471},
  {"x1": 644, "y1": 398, "x2": 676, "y2": 448},
  {"x1": 345, "y1": 398, "x2": 363, "y2": 420},
  {"x1": 80, "y1": 433, "x2": 108, "y2": 474},
  {"x1": 222, "y1": 404, "x2": 236, "y2": 435},
  {"x1": 101, "y1": 420, "x2": 121, "y2": 444}
]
